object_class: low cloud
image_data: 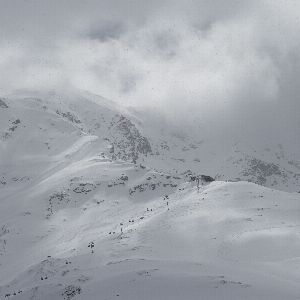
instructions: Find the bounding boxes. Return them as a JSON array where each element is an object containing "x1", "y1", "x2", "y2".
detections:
[{"x1": 0, "y1": 0, "x2": 299, "y2": 148}]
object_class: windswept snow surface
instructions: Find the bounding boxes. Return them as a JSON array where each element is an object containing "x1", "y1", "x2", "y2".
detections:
[{"x1": 1, "y1": 91, "x2": 300, "y2": 299}]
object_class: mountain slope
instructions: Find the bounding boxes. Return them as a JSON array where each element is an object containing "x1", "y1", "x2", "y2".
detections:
[
  {"x1": 1, "y1": 178, "x2": 300, "y2": 299},
  {"x1": 2, "y1": 90, "x2": 299, "y2": 192},
  {"x1": 1, "y1": 90, "x2": 300, "y2": 299},
  {"x1": 134, "y1": 108, "x2": 300, "y2": 192}
]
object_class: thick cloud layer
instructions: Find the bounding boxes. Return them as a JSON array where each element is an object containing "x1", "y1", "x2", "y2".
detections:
[{"x1": 0, "y1": 0, "x2": 299, "y2": 148}]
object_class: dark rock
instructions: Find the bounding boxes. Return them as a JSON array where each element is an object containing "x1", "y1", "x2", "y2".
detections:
[{"x1": 0, "y1": 98, "x2": 8, "y2": 108}]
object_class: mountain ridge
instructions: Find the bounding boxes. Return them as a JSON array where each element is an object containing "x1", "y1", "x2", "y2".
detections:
[{"x1": 1, "y1": 90, "x2": 300, "y2": 299}]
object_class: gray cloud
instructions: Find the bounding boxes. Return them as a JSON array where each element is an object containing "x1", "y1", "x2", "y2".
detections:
[
  {"x1": 0, "y1": 0, "x2": 299, "y2": 149},
  {"x1": 87, "y1": 21, "x2": 126, "y2": 41}
]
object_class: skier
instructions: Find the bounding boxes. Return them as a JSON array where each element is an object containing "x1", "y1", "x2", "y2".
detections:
[{"x1": 88, "y1": 241, "x2": 95, "y2": 253}]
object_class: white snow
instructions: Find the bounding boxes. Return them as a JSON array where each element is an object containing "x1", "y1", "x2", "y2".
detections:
[{"x1": 1, "y1": 91, "x2": 300, "y2": 299}]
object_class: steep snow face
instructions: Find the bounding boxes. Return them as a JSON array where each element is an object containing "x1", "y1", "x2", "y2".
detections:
[
  {"x1": 0, "y1": 91, "x2": 152, "y2": 193},
  {"x1": 1, "y1": 91, "x2": 300, "y2": 299},
  {"x1": 1, "y1": 90, "x2": 299, "y2": 192}
]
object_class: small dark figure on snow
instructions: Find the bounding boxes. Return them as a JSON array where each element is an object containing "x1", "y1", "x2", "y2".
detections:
[{"x1": 88, "y1": 241, "x2": 95, "y2": 253}]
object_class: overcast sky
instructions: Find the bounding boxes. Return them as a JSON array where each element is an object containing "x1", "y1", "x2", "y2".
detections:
[{"x1": 0, "y1": 0, "x2": 299, "y2": 148}]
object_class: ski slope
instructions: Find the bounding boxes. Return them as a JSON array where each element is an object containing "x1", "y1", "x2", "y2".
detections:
[
  {"x1": 1, "y1": 91, "x2": 300, "y2": 299},
  {"x1": 1, "y1": 176, "x2": 300, "y2": 299}
]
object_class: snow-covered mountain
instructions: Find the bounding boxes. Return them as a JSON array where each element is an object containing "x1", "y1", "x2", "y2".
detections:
[
  {"x1": 1, "y1": 90, "x2": 299, "y2": 193},
  {"x1": 134, "y1": 109, "x2": 300, "y2": 192},
  {"x1": 1, "y1": 90, "x2": 300, "y2": 299}
]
